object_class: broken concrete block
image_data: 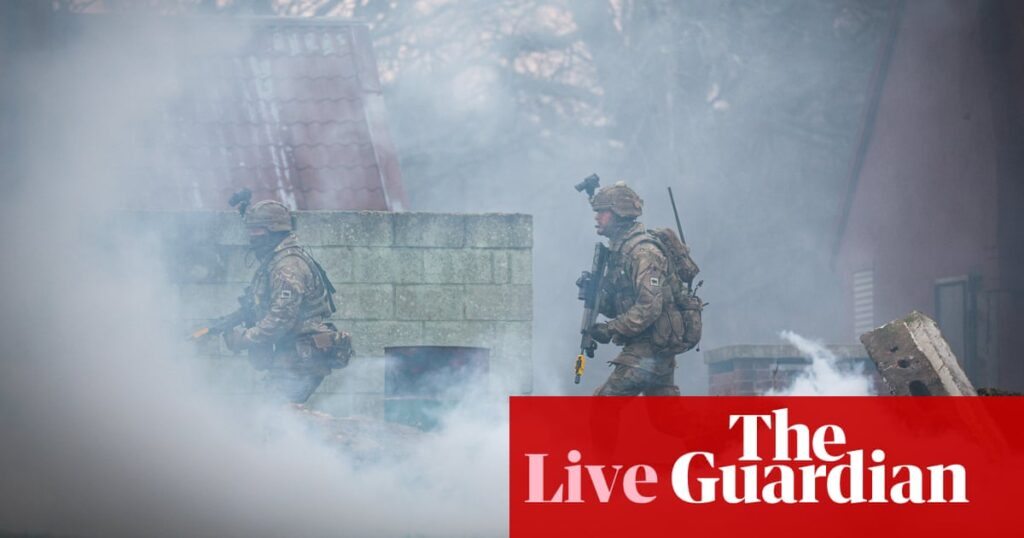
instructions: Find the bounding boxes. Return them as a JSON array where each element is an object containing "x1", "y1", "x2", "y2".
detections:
[{"x1": 860, "y1": 311, "x2": 976, "y2": 396}]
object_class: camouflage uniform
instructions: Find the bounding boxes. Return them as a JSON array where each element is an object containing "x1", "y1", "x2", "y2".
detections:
[
  {"x1": 591, "y1": 184, "x2": 680, "y2": 396},
  {"x1": 226, "y1": 201, "x2": 343, "y2": 403}
]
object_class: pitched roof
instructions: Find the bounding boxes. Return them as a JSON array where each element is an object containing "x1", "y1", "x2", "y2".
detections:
[{"x1": 137, "y1": 18, "x2": 407, "y2": 211}]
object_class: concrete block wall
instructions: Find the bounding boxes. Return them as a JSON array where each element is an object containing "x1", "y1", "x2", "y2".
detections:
[
  {"x1": 135, "y1": 210, "x2": 533, "y2": 417},
  {"x1": 703, "y1": 345, "x2": 884, "y2": 395}
]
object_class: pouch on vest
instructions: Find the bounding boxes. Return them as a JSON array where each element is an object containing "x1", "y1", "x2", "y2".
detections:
[
  {"x1": 678, "y1": 294, "x2": 703, "y2": 350},
  {"x1": 311, "y1": 327, "x2": 353, "y2": 370},
  {"x1": 637, "y1": 229, "x2": 703, "y2": 353}
]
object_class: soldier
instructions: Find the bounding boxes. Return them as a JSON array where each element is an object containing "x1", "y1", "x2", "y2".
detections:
[
  {"x1": 588, "y1": 182, "x2": 682, "y2": 396},
  {"x1": 221, "y1": 199, "x2": 351, "y2": 403}
]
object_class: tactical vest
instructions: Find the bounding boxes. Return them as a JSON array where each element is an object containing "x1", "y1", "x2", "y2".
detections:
[
  {"x1": 248, "y1": 244, "x2": 336, "y2": 336},
  {"x1": 604, "y1": 229, "x2": 656, "y2": 320},
  {"x1": 605, "y1": 227, "x2": 702, "y2": 354}
]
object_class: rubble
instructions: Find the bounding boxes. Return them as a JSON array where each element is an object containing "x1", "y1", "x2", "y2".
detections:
[
  {"x1": 976, "y1": 387, "x2": 1023, "y2": 396},
  {"x1": 860, "y1": 311, "x2": 976, "y2": 396},
  {"x1": 289, "y1": 404, "x2": 425, "y2": 462}
]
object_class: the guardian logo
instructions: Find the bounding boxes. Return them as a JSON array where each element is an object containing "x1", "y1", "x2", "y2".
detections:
[{"x1": 525, "y1": 408, "x2": 968, "y2": 505}]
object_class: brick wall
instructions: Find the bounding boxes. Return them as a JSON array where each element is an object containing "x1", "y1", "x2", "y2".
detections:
[
  {"x1": 135, "y1": 210, "x2": 533, "y2": 417},
  {"x1": 703, "y1": 345, "x2": 884, "y2": 395}
]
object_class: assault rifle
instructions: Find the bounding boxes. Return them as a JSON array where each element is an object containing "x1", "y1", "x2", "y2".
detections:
[
  {"x1": 575, "y1": 242, "x2": 609, "y2": 384},
  {"x1": 190, "y1": 187, "x2": 258, "y2": 342},
  {"x1": 573, "y1": 173, "x2": 608, "y2": 384},
  {"x1": 189, "y1": 292, "x2": 255, "y2": 341}
]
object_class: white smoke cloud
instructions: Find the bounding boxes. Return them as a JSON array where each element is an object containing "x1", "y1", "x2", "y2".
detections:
[
  {"x1": 768, "y1": 331, "x2": 875, "y2": 396},
  {"x1": 0, "y1": 2, "x2": 895, "y2": 534},
  {"x1": 0, "y1": 200, "x2": 510, "y2": 538},
  {"x1": 0, "y1": 11, "x2": 509, "y2": 537}
]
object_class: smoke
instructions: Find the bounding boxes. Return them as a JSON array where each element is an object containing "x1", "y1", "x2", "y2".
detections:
[
  {"x1": 371, "y1": 0, "x2": 895, "y2": 395},
  {"x1": 0, "y1": 229, "x2": 510, "y2": 538},
  {"x1": 0, "y1": 10, "x2": 509, "y2": 538},
  {"x1": 0, "y1": 2, "x2": 895, "y2": 535},
  {"x1": 767, "y1": 331, "x2": 875, "y2": 396}
]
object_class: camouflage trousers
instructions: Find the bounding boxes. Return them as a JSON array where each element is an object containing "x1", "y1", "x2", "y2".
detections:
[
  {"x1": 594, "y1": 341, "x2": 680, "y2": 396},
  {"x1": 250, "y1": 347, "x2": 330, "y2": 404},
  {"x1": 264, "y1": 368, "x2": 326, "y2": 403}
]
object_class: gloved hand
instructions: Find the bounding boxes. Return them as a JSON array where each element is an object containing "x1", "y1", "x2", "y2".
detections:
[
  {"x1": 223, "y1": 326, "x2": 248, "y2": 353},
  {"x1": 589, "y1": 322, "x2": 613, "y2": 344}
]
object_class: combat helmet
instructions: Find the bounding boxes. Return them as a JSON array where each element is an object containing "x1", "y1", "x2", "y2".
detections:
[
  {"x1": 244, "y1": 200, "x2": 294, "y2": 232},
  {"x1": 590, "y1": 181, "x2": 643, "y2": 218}
]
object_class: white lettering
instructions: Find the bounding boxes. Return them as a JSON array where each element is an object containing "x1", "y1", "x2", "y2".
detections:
[
  {"x1": 671, "y1": 452, "x2": 717, "y2": 503},
  {"x1": 826, "y1": 449, "x2": 865, "y2": 503},
  {"x1": 761, "y1": 465, "x2": 797, "y2": 503},
  {"x1": 729, "y1": 414, "x2": 772, "y2": 461},
  {"x1": 890, "y1": 465, "x2": 925, "y2": 504},
  {"x1": 798, "y1": 464, "x2": 826, "y2": 503},
  {"x1": 927, "y1": 464, "x2": 968, "y2": 503},
  {"x1": 773, "y1": 408, "x2": 811, "y2": 461},
  {"x1": 868, "y1": 449, "x2": 887, "y2": 503},
  {"x1": 812, "y1": 424, "x2": 846, "y2": 462}
]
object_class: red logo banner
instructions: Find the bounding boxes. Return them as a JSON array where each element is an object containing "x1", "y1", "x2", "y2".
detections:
[{"x1": 510, "y1": 397, "x2": 1024, "y2": 537}]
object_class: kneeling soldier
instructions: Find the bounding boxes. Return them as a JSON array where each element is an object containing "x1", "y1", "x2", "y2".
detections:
[{"x1": 222, "y1": 199, "x2": 351, "y2": 403}]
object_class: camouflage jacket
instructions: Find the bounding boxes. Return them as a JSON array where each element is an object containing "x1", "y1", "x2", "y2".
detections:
[
  {"x1": 239, "y1": 233, "x2": 333, "y2": 350},
  {"x1": 599, "y1": 222, "x2": 670, "y2": 345}
]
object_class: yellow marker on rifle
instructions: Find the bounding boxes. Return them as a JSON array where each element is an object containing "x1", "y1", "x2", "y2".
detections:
[
  {"x1": 188, "y1": 308, "x2": 249, "y2": 342},
  {"x1": 574, "y1": 241, "x2": 609, "y2": 385},
  {"x1": 574, "y1": 354, "x2": 586, "y2": 384},
  {"x1": 573, "y1": 174, "x2": 608, "y2": 385}
]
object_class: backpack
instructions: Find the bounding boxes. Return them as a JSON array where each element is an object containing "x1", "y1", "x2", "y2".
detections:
[{"x1": 641, "y1": 228, "x2": 703, "y2": 354}]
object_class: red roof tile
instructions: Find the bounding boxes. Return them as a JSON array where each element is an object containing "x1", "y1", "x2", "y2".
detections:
[{"x1": 131, "y1": 18, "x2": 407, "y2": 211}]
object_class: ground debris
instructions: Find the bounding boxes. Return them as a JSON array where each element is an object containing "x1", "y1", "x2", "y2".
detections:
[
  {"x1": 977, "y1": 387, "x2": 1023, "y2": 396},
  {"x1": 289, "y1": 404, "x2": 426, "y2": 461},
  {"x1": 860, "y1": 311, "x2": 976, "y2": 396}
]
